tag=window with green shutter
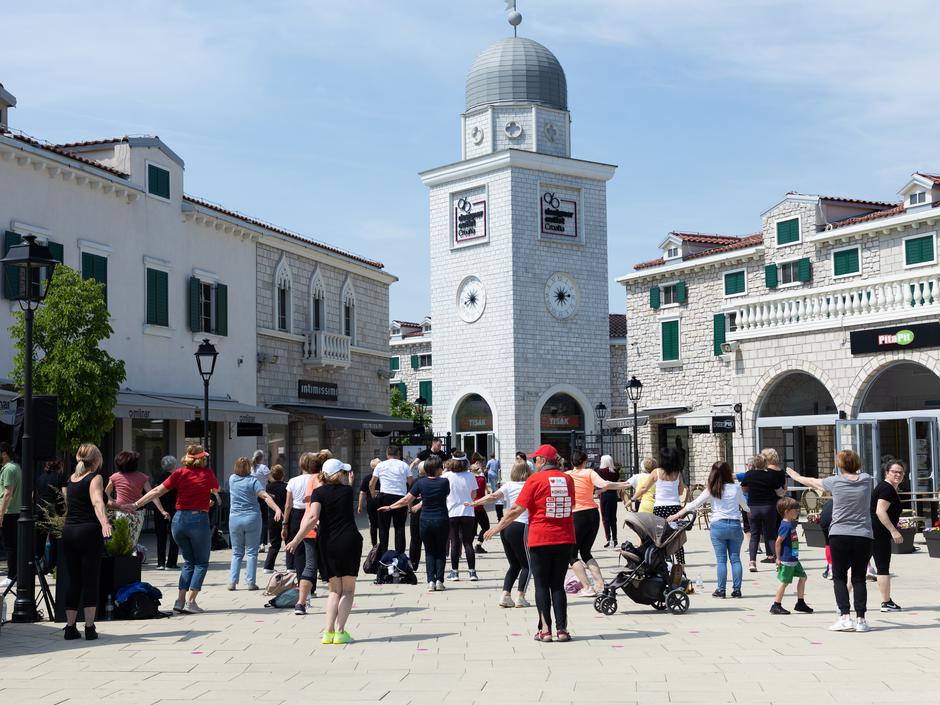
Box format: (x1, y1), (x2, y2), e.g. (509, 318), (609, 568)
(147, 163), (170, 199)
(389, 356), (400, 372)
(661, 320), (679, 362)
(419, 381), (433, 406)
(833, 247), (860, 277)
(675, 280), (687, 304)
(764, 264), (778, 289)
(390, 382), (407, 399)
(146, 268), (169, 326)
(215, 283), (228, 336)
(776, 218), (800, 245)
(411, 355), (420, 370)
(649, 285), (660, 310)
(81, 252), (108, 304)
(797, 257), (813, 282)
(905, 234), (935, 266)
(723, 270), (746, 296)
(188, 276), (202, 332)
(713, 313), (727, 356)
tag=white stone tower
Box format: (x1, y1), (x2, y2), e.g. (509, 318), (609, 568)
(419, 17), (616, 466)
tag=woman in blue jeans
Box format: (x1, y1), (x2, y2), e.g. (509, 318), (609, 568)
(669, 461), (749, 598)
(227, 457), (282, 590)
(132, 445), (221, 613)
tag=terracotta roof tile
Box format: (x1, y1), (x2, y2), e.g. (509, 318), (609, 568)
(633, 233), (763, 270)
(2, 130), (129, 178)
(53, 137), (129, 149)
(914, 172), (940, 185)
(815, 195), (898, 208)
(609, 314), (626, 339)
(828, 203), (906, 230)
(683, 234), (763, 261)
(183, 195), (385, 270)
(634, 257), (665, 270)
(670, 232), (741, 245)
(393, 320), (424, 328)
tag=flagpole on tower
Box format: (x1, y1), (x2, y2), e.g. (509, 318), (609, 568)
(505, 0), (522, 36)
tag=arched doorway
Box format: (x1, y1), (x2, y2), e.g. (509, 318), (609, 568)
(454, 394), (495, 458)
(540, 393), (584, 462)
(757, 372), (837, 478)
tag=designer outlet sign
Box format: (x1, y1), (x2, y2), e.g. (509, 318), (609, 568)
(453, 195), (487, 245)
(539, 188), (578, 239)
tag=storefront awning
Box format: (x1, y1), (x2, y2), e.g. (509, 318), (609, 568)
(675, 406), (735, 428)
(274, 404), (415, 432)
(606, 416), (649, 429)
(638, 406), (688, 418)
(114, 391), (287, 424)
(204, 399), (288, 425)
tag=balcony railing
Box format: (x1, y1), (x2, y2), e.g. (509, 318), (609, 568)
(726, 270), (940, 339)
(303, 330), (351, 368)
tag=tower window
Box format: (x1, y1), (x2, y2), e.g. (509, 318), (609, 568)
(147, 163), (171, 199)
(910, 191), (927, 205)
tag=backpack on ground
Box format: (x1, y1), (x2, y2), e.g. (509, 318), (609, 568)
(211, 528), (229, 551)
(362, 544), (381, 575)
(264, 571), (298, 597)
(114, 581), (166, 619)
(265, 587), (300, 609)
(375, 551), (418, 585)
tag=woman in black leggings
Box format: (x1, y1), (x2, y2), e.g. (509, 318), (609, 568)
(741, 453), (785, 570)
(62, 443), (112, 641)
(152, 455), (179, 570)
(596, 455), (620, 547)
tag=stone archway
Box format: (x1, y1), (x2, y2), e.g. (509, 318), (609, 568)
(848, 351), (940, 416)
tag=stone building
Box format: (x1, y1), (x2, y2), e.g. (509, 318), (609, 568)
(618, 179), (940, 498)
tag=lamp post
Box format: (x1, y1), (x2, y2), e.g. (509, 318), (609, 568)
(594, 402), (608, 458)
(626, 376), (644, 474)
(1, 234), (58, 622)
(414, 395), (428, 443)
(194, 339), (218, 459)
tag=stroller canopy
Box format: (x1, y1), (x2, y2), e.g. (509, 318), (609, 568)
(623, 511), (688, 553)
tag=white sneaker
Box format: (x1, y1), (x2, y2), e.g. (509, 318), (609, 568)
(263, 568), (274, 575)
(468, 570), (479, 582)
(446, 570), (459, 581)
(829, 615), (855, 632)
(854, 618), (870, 633)
(428, 582), (436, 593)
(185, 601), (205, 614)
(515, 595), (531, 608)
(499, 594), (514, 608)
(435, 580), (445, 591)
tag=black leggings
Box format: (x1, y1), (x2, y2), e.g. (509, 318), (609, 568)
(600, 491), (618, 542)
(378, 494), (408, 555)
(367, 502), (379, 546)
(263, 519), (283, 571)
(495, 505), (504, 521)
(409, 509), (422, 570)
(830, 534), (873, 618)
(420, 517), (449, 583)
(475, 510), (490, 543)
(653, 505), (686, 564)
(570, 509), (600, 564)
(500, 521), (530, 592)
(529, 544), (570, 632)
(449, 516), (476, 570)
(295, 537), (318, 591)
(871, 534), (892, 576)
(285, 510), (304, 571)
(153, 510), (179, 568)
(62, 523), (103, 611)
(748, 503), (777, 561)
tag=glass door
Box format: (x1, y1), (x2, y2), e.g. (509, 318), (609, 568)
(907, 417), (938, 517)
(835, 419), (880, 482)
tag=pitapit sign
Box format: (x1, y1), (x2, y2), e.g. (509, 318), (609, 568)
(850, 322), (940, 355)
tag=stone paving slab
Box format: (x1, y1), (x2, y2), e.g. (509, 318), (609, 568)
(2, 519), (939, 705)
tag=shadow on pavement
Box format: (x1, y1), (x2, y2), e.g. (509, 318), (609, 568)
(351, 632), (457, 643)
(587, 630), (668, 640)
(0, 628), (218, 656)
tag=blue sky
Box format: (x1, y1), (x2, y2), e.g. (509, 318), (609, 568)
(6, 1), (940, 322)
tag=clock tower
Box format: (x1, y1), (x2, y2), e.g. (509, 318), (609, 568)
(419, 17), (616, 466)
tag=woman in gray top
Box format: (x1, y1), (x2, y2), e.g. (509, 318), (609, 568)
(787, 449), (873, 633)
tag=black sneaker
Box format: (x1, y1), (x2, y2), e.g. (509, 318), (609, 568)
(880, 600), (902, 612)
(63, 624), (81, 640)
(794, 599), (814, 614)
(84, 625), (98, 641)
(474, 544), (487, 554)
(760, 556), (776, 564)
(730, 589), (742, 598)
(769, 603), (791, 615)
(712, 589), (726, 599)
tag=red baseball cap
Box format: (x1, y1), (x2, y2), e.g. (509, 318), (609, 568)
(530, 444), (559, 461)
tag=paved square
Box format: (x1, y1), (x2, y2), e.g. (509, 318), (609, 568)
(2, 516), (939, 705)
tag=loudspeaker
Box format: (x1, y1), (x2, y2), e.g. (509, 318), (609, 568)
(11, 395), (59, 461)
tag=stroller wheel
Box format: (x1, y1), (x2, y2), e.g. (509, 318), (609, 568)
(593, 595), (606, 613)
(651, 600), (667, 611)
(666, 589), (690, 615)
(601, 597), (618, 616)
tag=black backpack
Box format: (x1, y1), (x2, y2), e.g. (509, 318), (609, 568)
(362, 545), (381, 575)
(115, 592), (161, 620)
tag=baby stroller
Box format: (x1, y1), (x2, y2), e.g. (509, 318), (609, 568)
(593, 511), (695, 616)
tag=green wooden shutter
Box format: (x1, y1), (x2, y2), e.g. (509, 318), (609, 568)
(3, 231), (22, 300)
(390, 382), (407, 398)
(82, 253), (108, 303)
(776, 218), (800, 245)
(649, 286), (661, 309)
(188, 277), (202, 332)
(389, 356), (400, 372)
(833, 249), (859, 276)
(146, 269), (169, 327)
(905, 235), (935, 266)
(661, 320), (679, 361)
(146, 269), (157, 324)
(411, 354), (420, 370)
(45, 240), (63, 288)
(419, 380), (432, 406)
(148, 164), (170, 199)
(215, 283), (228, 336)
(675, 281), (687, 304)
(764, 264), (778, 289)
(713, 314), (727, 356)
(724, 270), (745, 296)
(798, 257), (813, 282)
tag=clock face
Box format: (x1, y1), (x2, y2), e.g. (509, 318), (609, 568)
(545, 273), (578, 320)
(457, 276), (486, 323)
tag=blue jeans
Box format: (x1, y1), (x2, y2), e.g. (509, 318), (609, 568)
(172, 511), (211, 592)
(229, 511), (262, 587)
(709, 519), (744, 592)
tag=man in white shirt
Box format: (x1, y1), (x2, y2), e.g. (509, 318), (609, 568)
(369, 446), (412, 556)
(251, 450), (272, 551)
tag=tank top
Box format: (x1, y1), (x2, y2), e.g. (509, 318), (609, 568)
(569, 469), (599, 512)
(65, 472), (98, 525)
(654, 473), (681, 507)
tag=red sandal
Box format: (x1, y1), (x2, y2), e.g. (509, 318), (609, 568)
(533, 630), (553, 642)
(556, 630), (571, 642)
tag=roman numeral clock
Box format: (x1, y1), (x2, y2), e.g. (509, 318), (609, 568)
(545, 272), (578, 320)
(457, 275), (486, 323)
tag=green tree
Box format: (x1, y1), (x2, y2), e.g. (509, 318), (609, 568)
(390, 387), (431, 442)
(10, 265), (126, 453)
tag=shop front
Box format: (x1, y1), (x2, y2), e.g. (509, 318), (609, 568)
(539, 393), (584, 462)
(454, 393), (495, 458)
(674, 405), (738, 483)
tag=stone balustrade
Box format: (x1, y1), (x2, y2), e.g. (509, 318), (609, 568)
(303, 330), (351, 368)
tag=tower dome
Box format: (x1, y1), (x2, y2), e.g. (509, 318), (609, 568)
(465, 37), (567, 113)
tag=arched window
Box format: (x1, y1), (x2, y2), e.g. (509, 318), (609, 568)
(309, 268), (324, 332)
(274, 256), (292, 332)
(341, 277), (356, 343)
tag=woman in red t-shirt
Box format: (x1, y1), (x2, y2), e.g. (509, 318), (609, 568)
(484, 444), (575, 643)
(132, 445), (220, 614)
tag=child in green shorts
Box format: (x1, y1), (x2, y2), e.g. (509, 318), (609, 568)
(770, 496), (814, 615)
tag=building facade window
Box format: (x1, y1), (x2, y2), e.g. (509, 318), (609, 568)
(904, 233), (936, 267)
(649, 280), (686, 309)
(910, 191), (927, 205)
(776, 217), (800, 246)
(147, 163), (171, 199)
(309, 268), (324, 332)
(341, 278), (356, 343)
(418, 353), (432, 368)
(832, 246), (861, 278)
(389, 356), (400, 372)
(188, 276), (228, 335)
(391, 382), (407, 398)
(274, 257), (292, 332)
(146, 267), (169, 326)
(661, 319), (680, 362)
(81, 252), (108, 304)
(419, 380), (433, 406)
(723, 269), (746, 297)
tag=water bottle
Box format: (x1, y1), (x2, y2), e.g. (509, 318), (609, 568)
(694, 575), (704, 593)
(105, 595), (114, 621)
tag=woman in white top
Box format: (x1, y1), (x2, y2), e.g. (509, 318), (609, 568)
(668, 461), (749, 598)
(468, 459), (532, 608)
(635, 447), (687, 565)
(442, 457), (480, 581)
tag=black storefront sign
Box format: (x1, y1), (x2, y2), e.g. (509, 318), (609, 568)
(711, 416), (736, 433)
(298, 380), (338, 402)
(850, 322), (940, 355)
(454, 197), (487, 244)
(539, 191), (578, 238)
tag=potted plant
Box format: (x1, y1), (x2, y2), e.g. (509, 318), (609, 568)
(892, 517), (921, 555)
(801, 513), (826, 548)
(924, 523), (940, 559)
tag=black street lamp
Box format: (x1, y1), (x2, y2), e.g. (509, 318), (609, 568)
(1, 234), (58, 622)
(194, 339), (218, 459)
(414, 396), (428, 439)
(593, 402), (608, 457)
(626, 376), (644, 474)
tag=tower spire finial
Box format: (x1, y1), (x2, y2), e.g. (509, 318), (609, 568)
(505, 0), (522, 37)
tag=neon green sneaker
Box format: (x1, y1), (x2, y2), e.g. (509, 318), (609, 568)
(321, 631), (335, 645)
(332, 630), (353, 644)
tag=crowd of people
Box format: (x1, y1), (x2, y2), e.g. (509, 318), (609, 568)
(0, 436), (920, 643)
